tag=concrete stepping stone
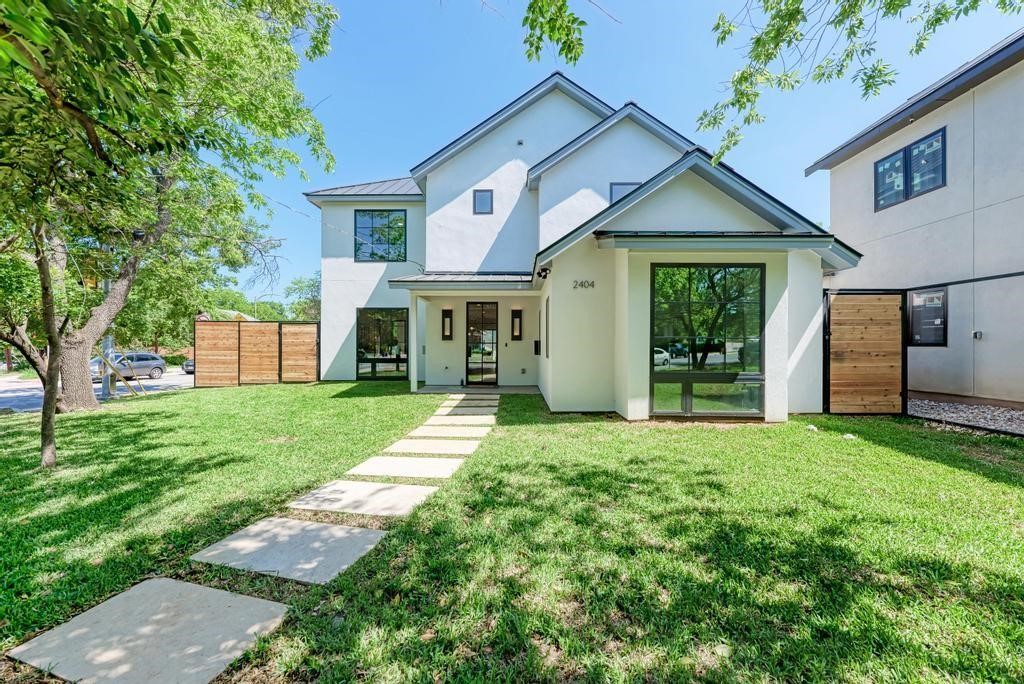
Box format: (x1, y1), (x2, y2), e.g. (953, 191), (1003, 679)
(347, 456), (464, 479)
(385, 438), (479, 455)
(289, 480), (437, 517)
(424, 414), (496, 426)
(7, 578), (285, 684)
(440, 399), (498, 408)
(191, 517), (385, 585)
(409, 425), (492, 438)
(435, 406), (497, 416)
(447, 393), (500, 400)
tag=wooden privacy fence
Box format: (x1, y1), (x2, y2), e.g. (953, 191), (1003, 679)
(194, 321), (319, 388)
(824, 291), (905, 414)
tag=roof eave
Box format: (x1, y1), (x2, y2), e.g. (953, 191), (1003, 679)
(806, 28), (1024, 175)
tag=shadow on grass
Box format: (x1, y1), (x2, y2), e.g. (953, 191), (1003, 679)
(328, 380), (415, 399)
(250, 401), (1024, 680)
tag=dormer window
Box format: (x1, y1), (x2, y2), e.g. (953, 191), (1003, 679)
(473, 189), (493, 215)
(610, 182), (641, 203)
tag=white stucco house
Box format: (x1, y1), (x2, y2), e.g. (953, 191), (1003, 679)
(308, 73), (860, 421)
(808, 28), (1024, 403)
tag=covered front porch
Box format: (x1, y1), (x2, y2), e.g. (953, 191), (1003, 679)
(389, 273), (542, 394)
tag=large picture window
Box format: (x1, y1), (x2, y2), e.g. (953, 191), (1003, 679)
(874, 128), (945, 211)
(357, 308), (407, 379)
(355, 210), (406, 262)
(909, 288), (947, 346)
(651, 264), (764, 416)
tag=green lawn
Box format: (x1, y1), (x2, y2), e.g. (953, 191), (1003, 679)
(3, 384), (1024, 681)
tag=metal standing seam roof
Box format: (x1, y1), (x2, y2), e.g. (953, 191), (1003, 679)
(806, 26), (1024, 175)
(304, 177), (422, 197)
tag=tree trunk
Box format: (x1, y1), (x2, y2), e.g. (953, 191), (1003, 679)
(32, 223), (61, 468)
(59, 334), (100, 411)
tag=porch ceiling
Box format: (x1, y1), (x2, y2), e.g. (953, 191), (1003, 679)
(389, 272), (538, 292)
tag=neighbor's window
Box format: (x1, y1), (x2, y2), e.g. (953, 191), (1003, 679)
(610, 182), (641, 203)
(473, 189), (493, 215)
(651, 264), (765, 416)
(355, 210), (406, 262)
(909, 288), (947, 346)
(356, 308), (408, 378)
(874, 128), (945, 210)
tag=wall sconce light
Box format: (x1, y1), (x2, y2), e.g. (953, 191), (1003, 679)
(537, 267), (551, 279)
(441, 309), (453, 340)
(511, 309), (523, 340)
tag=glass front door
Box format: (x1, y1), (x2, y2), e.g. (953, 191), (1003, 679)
(466, 302), (498, 385)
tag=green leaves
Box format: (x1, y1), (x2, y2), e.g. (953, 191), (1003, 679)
(523, 0), (586, 64)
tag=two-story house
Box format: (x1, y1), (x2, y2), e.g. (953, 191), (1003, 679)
(308, 73), (860, 421)
(807, 28), (1024, 404)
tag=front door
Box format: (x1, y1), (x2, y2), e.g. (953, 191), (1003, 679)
(466, 302), (498, 385)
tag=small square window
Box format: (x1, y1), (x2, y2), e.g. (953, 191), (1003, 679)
(909, 288), (947, 346)
(473, 189), (493, 215)
(610, 182), (641, 203)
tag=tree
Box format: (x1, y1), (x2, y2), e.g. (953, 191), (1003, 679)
(285, 272), (321, 321)
(0, 0), (336, 466)
(521, 0), (1024, 159)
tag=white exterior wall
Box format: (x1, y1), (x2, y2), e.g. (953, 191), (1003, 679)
(787, 251), (825, 413)
(826, 60), (1024, 401)
(420, 296), (540, 386)
(608, 174), (778, 232)
(537, 118), (680, 249)
(423, 90), (601, 273)
(543, 240), (799, 421)
(320, 201), (426, 380)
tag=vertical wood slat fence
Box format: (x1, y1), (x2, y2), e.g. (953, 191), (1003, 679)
(824, 292), (906, 414)
(194, 321), (319, 388)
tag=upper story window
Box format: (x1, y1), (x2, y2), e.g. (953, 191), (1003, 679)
(874, 128), (945, 211)
(355, 209), (406, 262)
(473, 189), (493, 215)
(610, 182), (641, 203)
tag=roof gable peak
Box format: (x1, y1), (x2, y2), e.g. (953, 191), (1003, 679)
(408, 72), (613, 187)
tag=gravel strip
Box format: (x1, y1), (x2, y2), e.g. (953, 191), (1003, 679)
(908, 398), (1024, 436)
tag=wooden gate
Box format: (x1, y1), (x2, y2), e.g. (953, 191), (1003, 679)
(195, 321), (319, 387)
(824, 291), (906, 414)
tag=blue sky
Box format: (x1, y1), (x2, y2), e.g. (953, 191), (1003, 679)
(245, 1), (1023, 300)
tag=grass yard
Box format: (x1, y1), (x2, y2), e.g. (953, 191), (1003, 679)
(3, 383), (1024, 681)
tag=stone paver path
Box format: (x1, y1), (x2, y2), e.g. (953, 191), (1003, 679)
(191, 517), (386, 585)
(289, 480), (438, 516)
(408, 425), (492, 438)
(347, 455), (466, 479)
(385, 438), (480, 455)
(8, 578), (286, 684)
(9, 393), (499, 683)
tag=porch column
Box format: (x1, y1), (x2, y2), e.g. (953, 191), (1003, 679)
(408, 293), (418, 393)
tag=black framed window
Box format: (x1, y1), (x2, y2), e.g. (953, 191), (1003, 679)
(473, 189), (493, 215)
(511, 309), (523, 340)
(441, 308), (453, 341)
(610, 182), (641, 203)
(356, 308), (407, 379)
(874, 128), (945, 211)
(355, 210), (406, 262)
(651, 264), (765, 416)
(909, 288), (947, 346)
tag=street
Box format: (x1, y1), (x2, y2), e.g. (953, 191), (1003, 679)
(0, 367), (194, 413)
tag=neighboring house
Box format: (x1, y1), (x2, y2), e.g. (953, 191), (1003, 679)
(308, 73), (859, 421)
(808, 28), (1024, 403)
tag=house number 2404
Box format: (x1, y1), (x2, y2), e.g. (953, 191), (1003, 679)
(572, 279), (596, 289)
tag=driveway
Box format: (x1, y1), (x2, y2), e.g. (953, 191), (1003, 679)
(0, 368), (193, 413)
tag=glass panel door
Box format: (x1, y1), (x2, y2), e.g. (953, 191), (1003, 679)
(356, 308), (408, 379)
(466, 302), (498, 385)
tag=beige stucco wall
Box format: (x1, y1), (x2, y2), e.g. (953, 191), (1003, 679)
(825, 59), (1024, 401)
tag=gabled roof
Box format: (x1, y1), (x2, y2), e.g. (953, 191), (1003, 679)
(304, 177), (423, 206)
(536, 148), (829, 266)
(525, 103), (695, 189)
(408, 72), (614, 188)
(806, 27), (1024, 175)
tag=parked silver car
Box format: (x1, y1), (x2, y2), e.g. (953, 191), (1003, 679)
(90, 352), (167, 381)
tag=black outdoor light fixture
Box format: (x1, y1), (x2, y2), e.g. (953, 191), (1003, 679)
(536, 267), (550, 279)
(441, 308), (453, 341)
(511, 309), (523, 340)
